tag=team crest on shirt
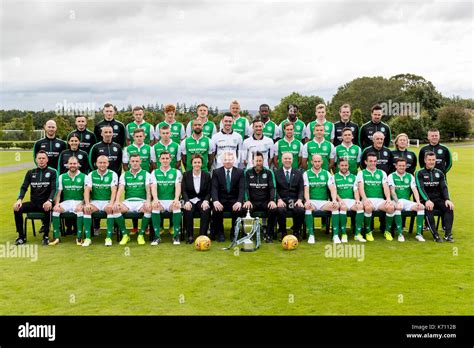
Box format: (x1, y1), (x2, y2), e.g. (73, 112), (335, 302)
(404, 178), (410, 184)
(325, 126), (329, 130)
(55, 143), (60, 148)
(435, 173), (440, 178)
(77, 178), (82, 183)
(381, 127), (385, 132)
(142, 149), (147, 154)
(201, 141), (206, 146)
(104, 177), (109, 183)
(350, 149), (356, 154)
(113, 125), (118, 130)
(85, 134), (90, 140)
(173, 125), (178, 131)
(322, 146), (328, 151)
(320, 175), (325, 180)
(138, 175), (143, 180)
(375, 174), (380, 179)
(78, 154), (83, 160)
(262, 173), (267, 179)
(45, 173), (51, 178)
(351, 127), (355, 132)
(296, 125), (301, 130)
(168, 174), (174, 179)
(383, 151), (388, 156)
(113, 147), (118, 152)
(348, 177), (353, 183)
(204, 126), (209, 131)
(437, 149), (443, 154)
(233, 139), (237, 144)
(407, 154), (412, 159)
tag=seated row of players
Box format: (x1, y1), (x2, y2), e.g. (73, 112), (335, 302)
(13, 145), (454, 247)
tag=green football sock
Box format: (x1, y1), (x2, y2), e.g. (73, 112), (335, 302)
(172, 212), (182, 238)
(139, 214), (151, 236)
(76, 213), (84, 239)
(84, 215), (92, 239)
(332, 212), (340, 237)
(339, 212), (347, 235)
(152, 211), (161, 236)
(106, 215), (115, 239)
(305, 214), (314, 236)
(385, 213), (394, 233)
(52, 212), (61, 239)
(115, 214), (128, 235)
(394, 211), (403, 235)
(355, 211), (364, 235)
(364, 213), (372, 233)
(416, 213), (424, 235)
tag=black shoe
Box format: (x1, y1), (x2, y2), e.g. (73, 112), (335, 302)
(39, 225), (48, 234)
(186, 237), (194, 244)
(433, 234), (443, 243)
(444, 235), (454, 243)
(15, 237), (25, 245)
(265, 237), (273, 243)
(42, 237), (49, 246)
(217, 234), (225, 242)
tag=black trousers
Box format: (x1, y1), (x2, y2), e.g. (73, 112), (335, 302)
(425, 198), (454, 236)
(212, 201), (245, 238)
(14, 201), (51, 239)
(276, 200), (304, 238)
(183, 201), (211, 239)
(249, 201), (277, 238)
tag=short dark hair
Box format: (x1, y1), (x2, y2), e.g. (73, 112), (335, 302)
(36, 150), (48, 157)
(395, 157), (407, 164)
(191, 154), (203, 162)
(428, 128), (440, 133)
(129, 153), (141, 159)
(287, 104), (298, 111)
(424, 151), (436, 159)
(75, 114), (87, 119)
(103, 103), (114, 109)
(160, 151), (171, 158)
(133, 106), (144, 113)
(338, 157), (348, 164)
(371, 104), (382, 113)
(259, 104), (270, 110)
(366, 152), (377, 160)
(160, 124), (170, 131)
(253, 151), (264, 159)
(342, 127), (353, 134)
(223, 112), (233, 118)
(252, 118), (263, 125)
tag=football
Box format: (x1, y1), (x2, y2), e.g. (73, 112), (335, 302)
(282, 234), (298, 250)
(195, 235), (211, 251)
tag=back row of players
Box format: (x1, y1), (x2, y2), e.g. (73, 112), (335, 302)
(18, 100), (454, 247)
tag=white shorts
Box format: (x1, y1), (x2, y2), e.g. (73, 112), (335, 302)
(342, 199), (357, 210)
(308, 200), (330, 211)
(123, 199), (145, 212)
(398, 199), (419, 211)
(90, 200), (111, 211)
(158, 200), (181, 213)
(60, 200), (82, 213)
(367, 198), (386, 210)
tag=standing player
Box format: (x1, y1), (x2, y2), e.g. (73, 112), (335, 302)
(301, 124), (335, 171)
(67, 115), (97, 154)
(33, 120), (67, 170)
(334, 128), (361, 175)
(419, 128), (453, 176)
(303, 154), (339, 244)
(125, 106), (155, 146)
(151, 125), (181, 170)
(50, 156), (86, 246)
(89, 126), (123, 176)
(155, 104), (186, 145)
(114, 154), (153, 245)
(278, 104), (306, 142)
(304, 104), (334, 143)
(185, 103), (217, 138)
(359, 104), (391, 149)
(332, 158), (365, 243)
(273, 122), (303, 169)
(211, 112), (243, 169)
(333, 104), (359, 147)
(257, 104), (281, 141)
(57, 134), (90, 174)
(123, 128), (152, 173)
(94, 103), (126, 148)
(356, 153), (395, 241)
(219, 100), (252, 140)
(83, 155), (118, 246)
(150, 152), (183, 245)
(242, 119), (274, 169)
(360, 132), (393, 174)
(391, 133), (417, 175)
(388, 158), (425, 242)
(180, 118), (214, 172)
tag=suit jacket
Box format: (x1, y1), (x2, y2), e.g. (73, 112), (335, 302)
(181, 170), (211, 203)
(211, 167), (244, 204)
(274, 168), (304, 202)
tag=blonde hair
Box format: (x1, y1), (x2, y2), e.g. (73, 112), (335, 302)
(394, 133), (409, 148)
(229, 100), (240, 108)
(315, 103), (326, 111)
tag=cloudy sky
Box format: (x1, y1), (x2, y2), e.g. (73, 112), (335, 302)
(0, 0), (472, 111)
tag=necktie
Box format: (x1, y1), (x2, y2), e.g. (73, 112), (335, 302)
(226, 169), (231, 193)
(285, 170), (290, 184)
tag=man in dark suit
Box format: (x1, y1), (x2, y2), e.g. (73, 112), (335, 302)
(274, 152), (305, 240)
(211, 151), (245, 242)
(181, 154), (212, 244)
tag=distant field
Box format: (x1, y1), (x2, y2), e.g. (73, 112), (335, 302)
(0, 151), (34, 167)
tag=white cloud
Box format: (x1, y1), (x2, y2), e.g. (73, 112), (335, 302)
(0, 0), (472, 111)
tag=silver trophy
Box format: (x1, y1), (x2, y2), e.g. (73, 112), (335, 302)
(223, 209), (261, 252)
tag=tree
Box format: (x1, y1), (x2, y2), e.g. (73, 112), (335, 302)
(390, 73), (443, 119)
(330, 76), (403, 122)
(436, 106), (472, 140)
(351, 108), (364, 126)
(388, 114), (429, 142)
(24, 113), (34, 141)
(273, 92), (325, 124)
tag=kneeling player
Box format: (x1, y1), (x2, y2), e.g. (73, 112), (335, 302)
(83, 155), (118, 246)
(388, 158), (425, 242)
(50, 156), (86, 246)
(356, 153), (395, 241)
(150, 151), (183, 245)
(333, 158), (365, 243)
(115, 154), (153, 245)
(303, 154), (339, 244)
